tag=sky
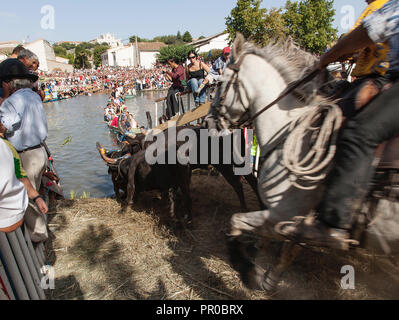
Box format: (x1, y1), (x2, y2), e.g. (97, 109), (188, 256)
(0, 0), (368, 44)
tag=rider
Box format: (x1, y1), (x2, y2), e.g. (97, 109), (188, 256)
(331, 0), (390, 118)
(276, 0), (399, 250)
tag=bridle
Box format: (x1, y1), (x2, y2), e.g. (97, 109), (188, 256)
(215, 52), (321, 129)
(216, 53), (251, 128)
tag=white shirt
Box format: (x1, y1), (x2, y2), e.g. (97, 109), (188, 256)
(0, 88), (48, 151)
(0, 139), (27, 228)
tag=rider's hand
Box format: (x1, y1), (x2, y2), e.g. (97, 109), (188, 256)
(317, 53), (331, 70)
(35, 197), (48, 214)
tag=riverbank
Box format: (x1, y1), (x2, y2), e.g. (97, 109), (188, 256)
(44, 174), (399, 300)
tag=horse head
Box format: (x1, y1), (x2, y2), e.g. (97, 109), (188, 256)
(206, 33), (331, 133)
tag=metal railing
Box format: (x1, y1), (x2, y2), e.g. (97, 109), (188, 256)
(153, 85), (216, 127)
(0, 224), (47, 300)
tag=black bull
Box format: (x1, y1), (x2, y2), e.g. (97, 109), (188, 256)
(99, 126), (264, 222)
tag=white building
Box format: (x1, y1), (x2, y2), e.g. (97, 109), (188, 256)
(137, 42), (166, 69)
(189, 32), (229, 53)
(101, 42), (166, 69)
(101, 44), (138, 67)
(25, 39), (73, 73)
(92, 33), (122, 48)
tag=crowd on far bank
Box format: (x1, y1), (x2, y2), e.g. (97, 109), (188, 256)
(42, 65), (173, 102)
(103, 86), (146, 137)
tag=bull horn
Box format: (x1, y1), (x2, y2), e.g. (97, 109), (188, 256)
(96, 142), (117, 164)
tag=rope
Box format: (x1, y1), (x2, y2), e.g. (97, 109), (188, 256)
(283, 103), (343, 190)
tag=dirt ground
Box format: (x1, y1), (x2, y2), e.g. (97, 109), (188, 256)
(44, 174), (399, 300)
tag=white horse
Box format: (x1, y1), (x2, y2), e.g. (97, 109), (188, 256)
(207, 34), (399, 291)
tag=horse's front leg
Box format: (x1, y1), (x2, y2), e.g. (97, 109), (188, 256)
(227, 210), (274, 289)
(262, 241), (302, 292)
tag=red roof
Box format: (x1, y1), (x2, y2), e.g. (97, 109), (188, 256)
(137, 42), (166, 51)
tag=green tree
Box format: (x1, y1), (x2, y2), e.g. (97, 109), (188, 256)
(157, 44), (195, 64)
(199, 49), (223, 62)
(225, 0), (267, 45)
(74, 46), (92, 69)
(129, 35), (152, 43)
(57, 42), (76, 50)
(263, 8), (288, 44)
(283, 0), (337, 54)
(93, 44), (110, 67)
(53, 45), (67, 57)
(182, 31), (193, 43)
(177, 31), (182, 41)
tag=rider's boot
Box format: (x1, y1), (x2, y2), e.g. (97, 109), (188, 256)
(275, 215), (359, 250)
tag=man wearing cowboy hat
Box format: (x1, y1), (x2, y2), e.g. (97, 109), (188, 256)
(0, 58), (49, 243)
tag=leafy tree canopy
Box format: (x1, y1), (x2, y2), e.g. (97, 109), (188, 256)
(226, 0), (267, 45)
(157, 44), (195, 64)
(284, 0), (337, 54)
(182, 31), (193, 43)
(93, 44), (110, 68)
(225, 0), (337, 53)
(199, 49), (223, 62)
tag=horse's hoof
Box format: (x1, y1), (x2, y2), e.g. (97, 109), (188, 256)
(182, 214), (193, 228)
(242, 265), (265, 290)
(227, 235), (265, 290)
(261, 267), (280, 293)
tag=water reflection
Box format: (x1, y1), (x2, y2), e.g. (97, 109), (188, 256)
(44, 91), (166, 198)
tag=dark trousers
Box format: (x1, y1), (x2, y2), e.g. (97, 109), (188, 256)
(318, 80), (399, 229)
(336, 75), (390, 118)
(166, 87), (183, 118)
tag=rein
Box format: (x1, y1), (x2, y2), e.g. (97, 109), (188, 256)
(220, 54), (321, 128)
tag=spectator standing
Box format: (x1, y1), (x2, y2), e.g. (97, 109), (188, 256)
(0, 59), (49, 242)
(164, 58), (186, 117)
(0, 123), (48, 233)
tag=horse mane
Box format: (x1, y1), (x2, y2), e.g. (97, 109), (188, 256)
(237, 37), (318, 85)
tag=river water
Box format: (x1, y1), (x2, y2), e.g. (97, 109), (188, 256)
(43, 91), (166, 198)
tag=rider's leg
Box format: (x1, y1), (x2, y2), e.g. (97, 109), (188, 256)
(319, 79), (399, 230)
(337, 75), (389, 118)
(276, 80), (399, 248)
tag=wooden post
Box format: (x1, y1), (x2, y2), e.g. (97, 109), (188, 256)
(146, 111), (153, 129)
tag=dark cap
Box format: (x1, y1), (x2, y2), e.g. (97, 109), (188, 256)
(0, 58), (39, 84)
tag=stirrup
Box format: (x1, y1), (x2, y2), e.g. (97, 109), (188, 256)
(275, 219), (359, 251)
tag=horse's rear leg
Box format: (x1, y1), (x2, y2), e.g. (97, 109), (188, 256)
(215, 165), (248, 211)
(243, 174), (266, 210)
(168, 187), (177, 220)
(178, 169), (192, 224)
(262, 241), (302, 292)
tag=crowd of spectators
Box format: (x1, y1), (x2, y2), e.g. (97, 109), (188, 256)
(40, 65), (172, 101)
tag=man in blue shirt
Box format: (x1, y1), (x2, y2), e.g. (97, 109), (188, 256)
(0, 59), (49, 242)
(277, 0), (399, 250)
(196, 47), (231, 94)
